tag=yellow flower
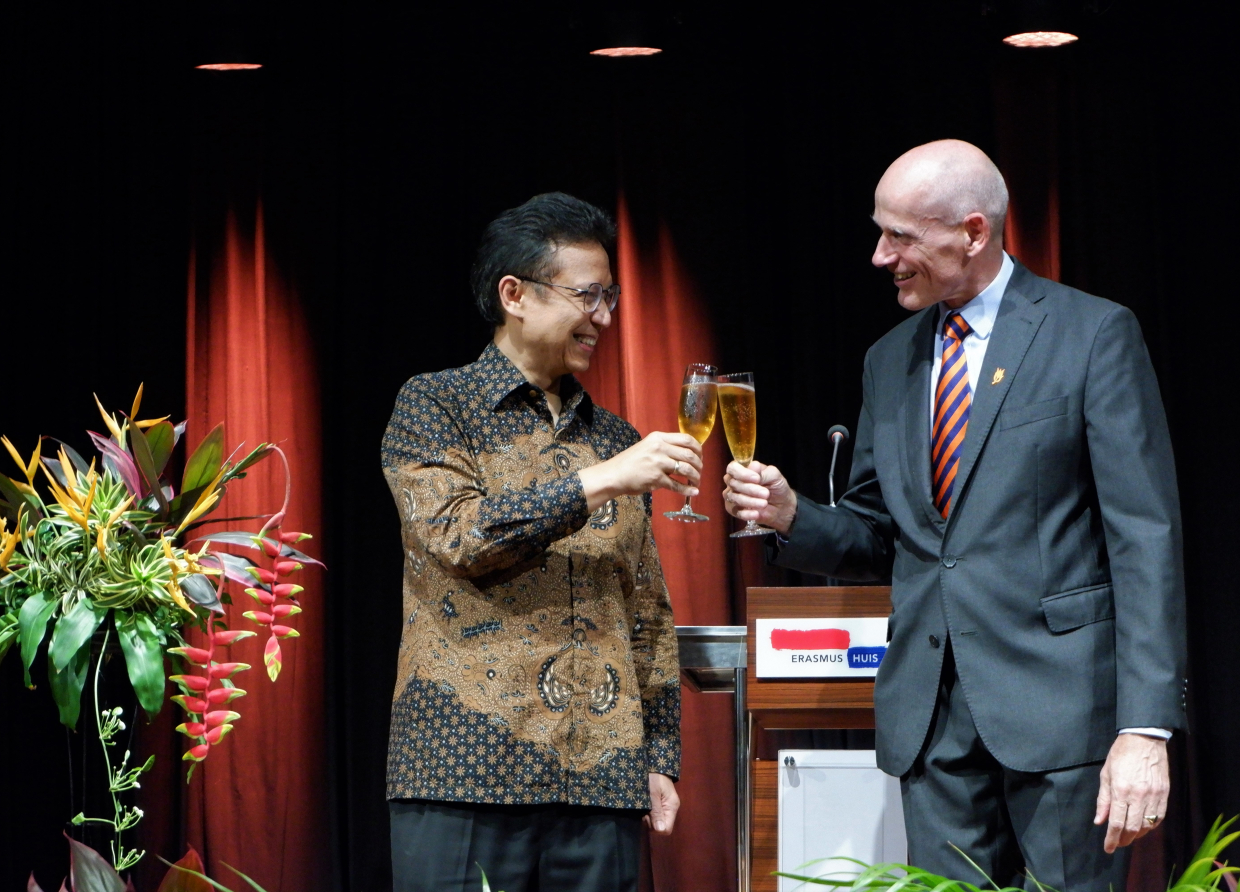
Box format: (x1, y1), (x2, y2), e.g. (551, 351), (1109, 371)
(95, 495), (134, 558)
(93, 393), (126, 443)
(1, 435), (40, 486)
(0, 518), (17, 571)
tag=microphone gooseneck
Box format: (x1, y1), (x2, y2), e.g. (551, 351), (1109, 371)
(827, 425), (850, 507)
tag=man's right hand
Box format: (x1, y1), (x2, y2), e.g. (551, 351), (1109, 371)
(723, 460), (798, 533)
(579, 432), (703, 510)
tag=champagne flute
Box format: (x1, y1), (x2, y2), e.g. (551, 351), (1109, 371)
(664, 363), (718, 523)
(717, 371), (773, 537)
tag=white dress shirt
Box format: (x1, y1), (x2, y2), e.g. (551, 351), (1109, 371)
(927, 253), (1169, 742)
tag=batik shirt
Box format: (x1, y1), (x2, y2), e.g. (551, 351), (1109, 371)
(380, 343), (681, 809)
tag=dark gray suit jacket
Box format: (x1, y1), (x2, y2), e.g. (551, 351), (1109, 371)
(775, 261), (1188, 777)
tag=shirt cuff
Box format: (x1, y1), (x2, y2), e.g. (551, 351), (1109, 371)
(1118, 727), (1172, 740)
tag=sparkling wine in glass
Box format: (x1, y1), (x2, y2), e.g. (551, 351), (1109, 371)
(718, 371), (773, 537)
(664, 363), (718, 523)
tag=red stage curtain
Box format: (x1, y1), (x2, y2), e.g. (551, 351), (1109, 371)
(994, 59), (1062, 282)
(578, 194), (736, 892)
(184, 203), (329, 889)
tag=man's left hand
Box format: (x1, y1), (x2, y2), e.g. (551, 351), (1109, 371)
(1094, 734), (1170, 853)
(645, 773), (680, 836)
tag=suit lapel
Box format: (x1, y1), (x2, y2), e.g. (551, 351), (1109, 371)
(899, 309), (946, 532)
(948, 269), (1047, 525)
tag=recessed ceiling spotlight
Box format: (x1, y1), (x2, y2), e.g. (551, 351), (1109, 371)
(590, 47), (662, 57)
(1002, 30), (1079, 47)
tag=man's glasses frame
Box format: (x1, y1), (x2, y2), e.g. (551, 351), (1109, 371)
(518, 277), (620, 314)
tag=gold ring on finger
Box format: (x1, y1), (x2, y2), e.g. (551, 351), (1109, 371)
(1145, 815), (1159, 825)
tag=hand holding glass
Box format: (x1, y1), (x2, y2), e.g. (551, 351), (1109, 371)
(718, 371), (773, 537)
(664, 364), (718, 523)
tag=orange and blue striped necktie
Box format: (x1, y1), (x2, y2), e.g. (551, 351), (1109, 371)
(932, 312), (972, 518)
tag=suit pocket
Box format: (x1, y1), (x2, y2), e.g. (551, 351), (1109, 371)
(1000, 395), (1069, 430)
(1041, 582), (1115, 633)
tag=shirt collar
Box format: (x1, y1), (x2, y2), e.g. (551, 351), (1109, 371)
(474, 342), (594, 424)
(938, 252), (1014, 340)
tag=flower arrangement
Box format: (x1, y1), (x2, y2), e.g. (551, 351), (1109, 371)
(0, 387), (322, 877)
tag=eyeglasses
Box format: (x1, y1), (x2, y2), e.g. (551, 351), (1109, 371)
(518, 277), (621, 314)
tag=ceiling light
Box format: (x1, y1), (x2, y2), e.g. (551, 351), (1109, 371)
(195, 62), (263, 71)
(590, 47), (662, 57)
(1002, 30), (1079, 47)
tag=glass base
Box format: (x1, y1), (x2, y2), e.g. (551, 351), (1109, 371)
(730, 522), (774, 538)
(664, 507), (710, 522)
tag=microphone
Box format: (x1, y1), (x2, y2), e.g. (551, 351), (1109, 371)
(827, 425), (850, 507)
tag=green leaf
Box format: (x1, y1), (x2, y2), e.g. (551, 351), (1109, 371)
(179, 424), (225, 508)
(18, 592), (57, 688)
(50, 598), (108, 671)
(220, 863), (270, 892)
(224, 444), (273, 479)
(48, 643), (91, 729)
(0, 473), (38, 523)
(145, 421), (177, 477)
(0, 612), (18, 665)
(117, 612), (166, 717)
(129, 425), (170, 514)
(66, 833), (126, 892)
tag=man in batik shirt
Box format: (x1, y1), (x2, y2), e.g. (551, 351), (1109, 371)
(382, 192), (703, 892)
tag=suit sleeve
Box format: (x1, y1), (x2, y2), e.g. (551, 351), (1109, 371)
(380, 380), (592, 580)
(1084, 306), (1187, 731)
(773, 349), (896, 581)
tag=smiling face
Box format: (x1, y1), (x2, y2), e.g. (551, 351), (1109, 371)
(870, 141), (1005, 312)
(871, 184), (977, 312)
(497, 240), (614, 390)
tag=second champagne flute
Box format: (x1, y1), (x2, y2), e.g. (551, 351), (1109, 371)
(718, 371), (774, 537)
(663, 363), (718, 523)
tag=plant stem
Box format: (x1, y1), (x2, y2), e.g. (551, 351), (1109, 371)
(92, 624), (122, 866)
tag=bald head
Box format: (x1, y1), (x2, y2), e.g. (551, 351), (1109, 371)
(878, 140), (1009, 239)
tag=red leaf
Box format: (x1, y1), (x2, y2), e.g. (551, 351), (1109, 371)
(170, 674), (210, 692)
(272, 625), (299, 639)
(27, 873), (45, 892)
(204, 724), (234, 744)
(260, 538), (281, 557)
(206, 687), (246, 704)
(172, 694), (209, 714)
(244, 611), (274, 625)
(278, 531), (310, 543)
(272, 583), (303, 598)
(184, 744), (211, 761)
(263, 636), (283, 681)
(170, 646), (212, 665)
(66, 833), (125, 892)
(274, 559), (302, 577)
(208, 662), (249, 679)
(205, 709), (241, 727)
(272, 604), (300, 618)
(176, 721), (207, 737)
(247, 567), (277, 584)
(211, 629), (256, 647)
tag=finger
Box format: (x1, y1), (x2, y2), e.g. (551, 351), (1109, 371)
(660, 432), (703, 452)
(727, 460), (762, 482)
(1104, 802), (1128, 854)
(1094, 770), (1112, 826)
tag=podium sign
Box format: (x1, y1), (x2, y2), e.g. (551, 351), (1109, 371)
(755, 617), (888, 678)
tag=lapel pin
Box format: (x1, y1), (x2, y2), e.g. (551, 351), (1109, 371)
(992, 368), (1005, 386)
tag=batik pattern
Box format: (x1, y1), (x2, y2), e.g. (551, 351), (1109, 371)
(381, 343), (681, 808)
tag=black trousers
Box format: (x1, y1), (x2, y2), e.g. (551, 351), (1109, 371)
(389, 799), (643, 892)
(900, 641), (1130, 892)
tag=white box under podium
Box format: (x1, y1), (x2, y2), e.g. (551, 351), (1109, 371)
(777, 750), (907, 892)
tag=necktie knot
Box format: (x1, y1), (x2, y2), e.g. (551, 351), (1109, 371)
(944, 312), (972, 344)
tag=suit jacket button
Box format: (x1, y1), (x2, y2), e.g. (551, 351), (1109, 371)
(929, 635), (940, 648)
(941, 555), (957, 568)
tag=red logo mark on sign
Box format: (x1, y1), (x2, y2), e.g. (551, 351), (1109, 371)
(770, 628), (851, 651)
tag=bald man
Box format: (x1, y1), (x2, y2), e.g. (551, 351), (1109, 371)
(725, 140), (1187, 891)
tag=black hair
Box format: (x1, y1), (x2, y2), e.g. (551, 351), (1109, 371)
(470, 192), (617, 326)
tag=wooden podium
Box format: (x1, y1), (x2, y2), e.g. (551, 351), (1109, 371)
(746, 586), (892, 892)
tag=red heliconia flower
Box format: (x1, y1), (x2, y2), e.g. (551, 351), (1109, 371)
(169, 621), (254, 766)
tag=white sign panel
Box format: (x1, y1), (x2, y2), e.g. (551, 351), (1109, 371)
(755, 617), (888, 678)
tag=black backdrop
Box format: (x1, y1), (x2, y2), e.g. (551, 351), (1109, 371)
(2, 3), (1236, 890)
